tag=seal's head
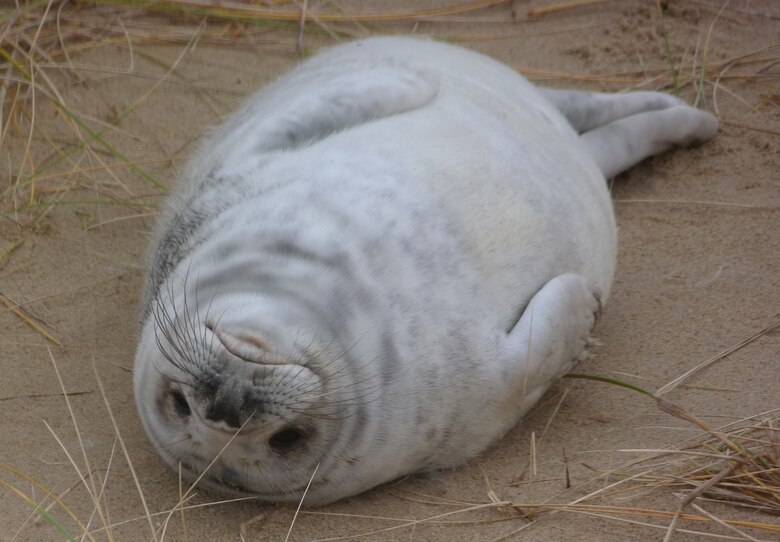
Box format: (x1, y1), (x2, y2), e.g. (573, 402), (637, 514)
(133, 287), (372, 505)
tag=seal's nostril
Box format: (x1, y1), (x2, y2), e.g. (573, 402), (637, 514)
(171, 390), (191, 417)
(269, 428), (305, 452)
(205, 392), (243, 428)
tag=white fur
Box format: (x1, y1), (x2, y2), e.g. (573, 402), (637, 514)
(134, 37), (717, 505)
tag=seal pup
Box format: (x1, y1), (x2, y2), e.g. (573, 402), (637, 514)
(134, 37), (718, 505)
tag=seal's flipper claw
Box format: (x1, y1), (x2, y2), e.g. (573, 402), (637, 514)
(501, 273), (600, 415)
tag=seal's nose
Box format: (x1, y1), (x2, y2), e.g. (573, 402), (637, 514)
(204, 382), (247, 429)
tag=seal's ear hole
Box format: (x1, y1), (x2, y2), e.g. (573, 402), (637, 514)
(171, 390), (191, 417)
(269, 427), (305, 452)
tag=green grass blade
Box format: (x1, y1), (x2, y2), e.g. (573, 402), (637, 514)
(0, 46), (167, 193)
(563, 373), (655, 397)
(0, 479), (77, 541)
(7, 198), (157, 212)
(55, 104), (168, 190)
(656, 2), (680, 97)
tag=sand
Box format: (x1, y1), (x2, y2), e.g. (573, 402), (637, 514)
(1, 1), (779, 540)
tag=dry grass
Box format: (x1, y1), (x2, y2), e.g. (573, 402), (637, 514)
(282, 394), (780, 541)
(2, 1), (779, 541)
(2, 0), (776, 225)
(1, 0), (172, 224)
(614, 412), (780, 517)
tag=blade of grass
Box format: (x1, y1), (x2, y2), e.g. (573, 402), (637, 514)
(528, 0), (609, 18)
(0, 479), (77, 542)
(563, 373), (655, 397)
(284, 462), (320, 542)
(95, 0), (512, 23)
(656, 320), (780, 396)
(656, 0), (681, 96)
(1, 463), (91, 540)
(6, 198), (157, 214)
(0, 240), (23, 263)
(0, 46), (167, 192)
(46, 349), (114, 540)
(91, 362), (159, 542)
(0, 293), (61, 345)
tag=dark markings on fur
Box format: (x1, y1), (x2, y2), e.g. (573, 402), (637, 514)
(263, 115), (343, 151)
(347, 407), (369, 447)
(142, 174), (240, 323)
(379, 332), (401, 386)
(264, 239), (354, 276)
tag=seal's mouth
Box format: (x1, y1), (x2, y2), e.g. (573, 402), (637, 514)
(171, 456), (254, 494)
(177, 459), (316, 501)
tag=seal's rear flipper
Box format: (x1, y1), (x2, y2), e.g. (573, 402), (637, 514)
(580, 105), (718, 179)
(540, 89), (685, 134)
(501, 274), (600, 416)
(221, 66), (439, 154)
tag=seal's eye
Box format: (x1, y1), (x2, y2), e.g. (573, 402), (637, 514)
(171, 390), (191, 417)
(269, 428), (305, 452)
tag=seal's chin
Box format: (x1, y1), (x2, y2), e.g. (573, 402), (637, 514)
(172, 458), (259, 497)
(146, 420), (326, 502)
(199, 467), (313, 501)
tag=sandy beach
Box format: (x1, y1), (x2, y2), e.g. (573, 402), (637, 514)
(1, 1), (779, 540)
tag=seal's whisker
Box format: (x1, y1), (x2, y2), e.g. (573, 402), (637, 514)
(182, 266), (210, 373)
(161, 434), (195, 449)
(178, 269), (205, 372)
(153, 303), (193, 378)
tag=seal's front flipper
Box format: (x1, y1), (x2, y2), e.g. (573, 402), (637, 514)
(226, 66), (439, 153)
(501, 274), (600, 416)
(581, 105), (718, 179)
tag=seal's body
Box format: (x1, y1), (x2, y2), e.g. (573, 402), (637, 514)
(134, 37), (717, 505)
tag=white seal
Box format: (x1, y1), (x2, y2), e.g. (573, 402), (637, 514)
(133, 37), (718, 505)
